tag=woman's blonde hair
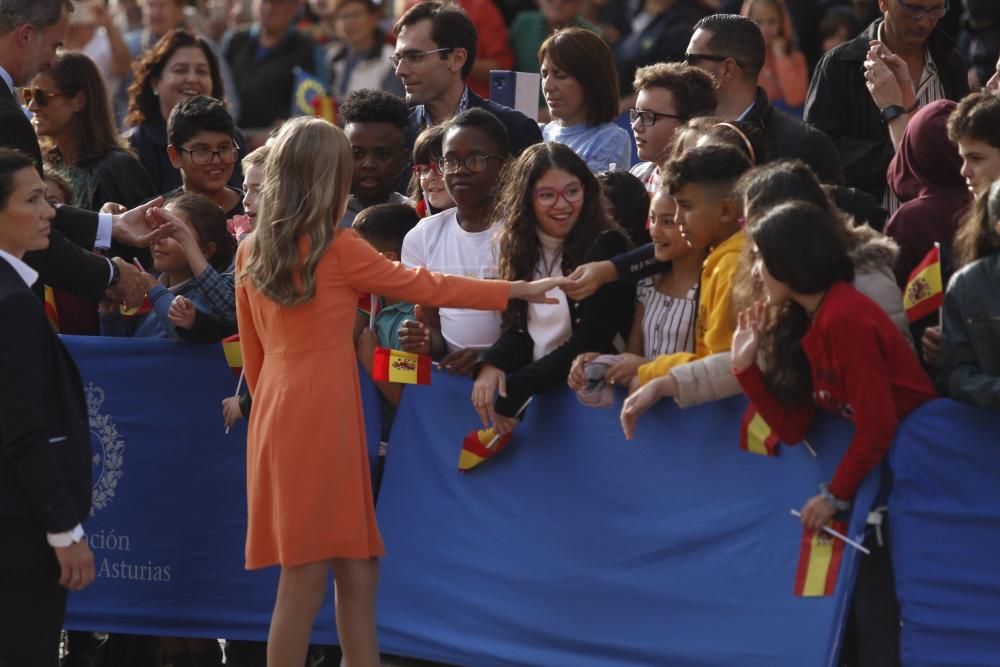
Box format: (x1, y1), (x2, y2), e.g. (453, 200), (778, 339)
(242, 117), (352, 305)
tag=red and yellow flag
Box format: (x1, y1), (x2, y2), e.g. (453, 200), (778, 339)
(793, 520), (848, 597)
(903, 245), (943, 322)
(459, 427), (513, 472)
(44, 286), (60, 332)
(311, 94), (338, 124)
(222, 333), (242, 377)
(372, 347), (431, 385)
(740, 404), (779, 456)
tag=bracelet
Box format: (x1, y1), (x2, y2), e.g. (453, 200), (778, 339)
(819, 483), (851, 512)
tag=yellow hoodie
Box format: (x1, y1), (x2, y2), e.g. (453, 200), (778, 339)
(637, 230), (746, 385)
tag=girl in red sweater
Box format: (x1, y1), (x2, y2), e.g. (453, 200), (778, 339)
(732, 201), (935, 526)
(731, 200), (935, 664)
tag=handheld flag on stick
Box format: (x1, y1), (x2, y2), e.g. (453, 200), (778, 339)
(291, 67), (337, 123)
(225, 370), (245, 436)
(458, 397), (533, 472)
(740, 404), (779, 456)
(44, 286), (59, 332)
(792, 516), (850, 597)
(372, 347), (432, 385)
(221, 333), (243, 378)
(369, 293), (378, 331)
(903, 244), (943, 322)
(790, 509), (869, 555)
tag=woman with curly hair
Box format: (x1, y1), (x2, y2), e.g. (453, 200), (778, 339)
(471, 142), (633, 434)
(125, 29), (246, 194)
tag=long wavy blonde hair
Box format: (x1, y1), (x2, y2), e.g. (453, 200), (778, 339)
(242, 117), (352, 305)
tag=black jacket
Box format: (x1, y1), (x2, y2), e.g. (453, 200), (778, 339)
(406, 89), (543, 158)
(746, 87), (844, 185)
(479, 230), (634, 417)
(223, 27), (318, 129)
(0, 81), (110, 302)
(804, 20), (968, 199)
(0, 259), (92, 536)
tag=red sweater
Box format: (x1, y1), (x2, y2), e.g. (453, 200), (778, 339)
(736, 282), (935, 500)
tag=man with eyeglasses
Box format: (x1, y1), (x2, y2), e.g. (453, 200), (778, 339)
(684, 14), (843, 185)
(0, 0), (163, 312)
(805, 0), (967, 205)
(392, 1), (541, 161)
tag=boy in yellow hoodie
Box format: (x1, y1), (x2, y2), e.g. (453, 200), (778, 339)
(619, 144), (750, 438)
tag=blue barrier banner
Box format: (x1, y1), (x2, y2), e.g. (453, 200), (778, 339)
(890, 399), (1000, 667)
(60, 336), (388, 643)
(375, 372), (879, 667)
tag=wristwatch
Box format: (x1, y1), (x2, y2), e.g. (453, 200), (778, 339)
(107, 257), (120, 287)
(880, 104), (907, 124)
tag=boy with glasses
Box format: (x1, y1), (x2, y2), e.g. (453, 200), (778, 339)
(806, 0), (967, 203)
(627, 62), (717, 195)
(165, 95), (244, 219)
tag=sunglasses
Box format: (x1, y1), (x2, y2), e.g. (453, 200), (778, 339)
(21, 87), (69, 108)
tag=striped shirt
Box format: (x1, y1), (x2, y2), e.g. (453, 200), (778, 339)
(636, 278), (698, 358)
(879, 23), (947, 216)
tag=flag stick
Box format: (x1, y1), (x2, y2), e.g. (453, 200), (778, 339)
(369, 293), (377, 331)
(225, 369), (245, 435)
(802, 439), (818, 457)
(934, 241), (943, 329)
(486, 396), (534, 450)
(790, 509), (870, 555)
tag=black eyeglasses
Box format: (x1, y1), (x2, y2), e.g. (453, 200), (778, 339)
(629, 108), (685, 127)
(22, 87), (70, 108)
(684, 52), (743, 68)
(436, 154), (503, 174)
(389, 47), (453, 69)
(895, 0), (948, 20)
(176, 145), (240, 165)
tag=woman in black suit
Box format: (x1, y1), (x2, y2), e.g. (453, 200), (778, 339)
(0, 149), (95, 667)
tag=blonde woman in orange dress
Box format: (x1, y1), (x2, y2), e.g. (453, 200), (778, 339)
(235, 117), (564, 667)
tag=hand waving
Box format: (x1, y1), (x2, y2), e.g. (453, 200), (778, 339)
(731, 302), (766, 373)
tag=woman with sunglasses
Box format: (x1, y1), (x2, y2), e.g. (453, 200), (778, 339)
(27, 51), (154, 218)
(538, 28), (631, 173)
(471, 142), (633, 435)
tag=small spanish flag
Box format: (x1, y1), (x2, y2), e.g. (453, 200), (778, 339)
(903, 244), (943, 322)
(372, 347), (431, 385)
(222, 333), (242, 378)
(740, 404), (779, 456)
(119, 295), (152, 318)
(459, 427), (512, 472)
(793, 519), (848, 597)
(44, 286), (60, 332)
(311, 93), (338, 124)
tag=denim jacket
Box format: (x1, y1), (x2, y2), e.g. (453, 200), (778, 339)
(936, 252), (1000, 408)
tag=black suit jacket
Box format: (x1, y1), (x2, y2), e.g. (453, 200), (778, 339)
(0, 259), (92, 538)
(0, 81), (110, 302)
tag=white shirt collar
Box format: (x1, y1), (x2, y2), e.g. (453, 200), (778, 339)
(0, 247), (39, 287)
(0, 65), (13, 95)
(736, 100), (756, 121)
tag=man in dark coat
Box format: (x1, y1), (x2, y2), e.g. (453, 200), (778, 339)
(0, 0), (162, 308)
(805, 0), (967, 201)
(684, 14), (844, 185)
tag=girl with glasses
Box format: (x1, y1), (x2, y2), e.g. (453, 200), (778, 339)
(407, 124), (455, 217)
(471, 142), (633, 435)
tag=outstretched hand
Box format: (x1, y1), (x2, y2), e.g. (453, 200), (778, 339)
(563, 260), (616, 301)
(731, 302), (767, 373)
(111, 197), (166, 248)
(509, 277), (570, 304)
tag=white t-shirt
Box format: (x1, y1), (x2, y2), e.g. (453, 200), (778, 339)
(401, 208), (502, 352)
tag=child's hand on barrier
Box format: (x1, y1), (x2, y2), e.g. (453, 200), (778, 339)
(168, 295), (196, 330)
(604, 353), (646, 386)
(568, 352), (599, 391)
(222, 396), (243, 429)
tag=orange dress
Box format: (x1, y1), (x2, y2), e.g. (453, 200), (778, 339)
(235, 229), (509, 569)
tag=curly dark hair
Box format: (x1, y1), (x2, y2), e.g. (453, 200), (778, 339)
(491, 142), (625, 329)
(749, 201), (854, 407)
(339, 88), (410, 129)
(125, 29), (224, 128)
